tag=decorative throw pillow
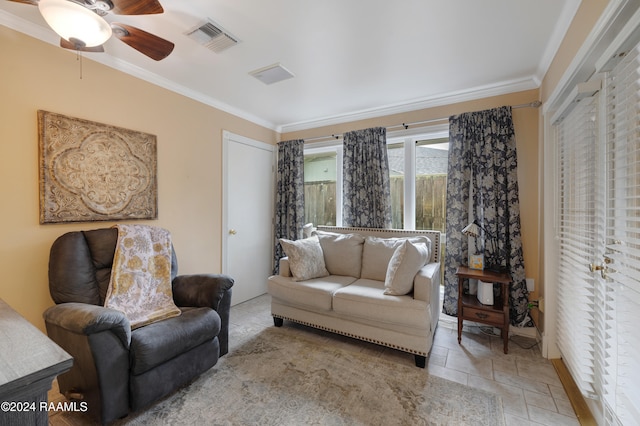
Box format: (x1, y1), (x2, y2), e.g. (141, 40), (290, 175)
(316, 231), (365, 277)
(384, 241), (429, 295)
(361, 236), (433, 281)
(279, 236), (330, 281)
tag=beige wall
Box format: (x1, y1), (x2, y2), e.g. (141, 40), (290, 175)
(283, 89), (542, 326)
(0, 26), (278, 331)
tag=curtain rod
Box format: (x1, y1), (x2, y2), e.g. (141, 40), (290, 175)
(301, 101), (542, 143)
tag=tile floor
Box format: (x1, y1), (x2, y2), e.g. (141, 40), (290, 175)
(50, 292), (580, 425)
(231, 294), (580, 426)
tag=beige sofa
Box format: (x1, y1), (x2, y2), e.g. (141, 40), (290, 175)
(268, 226), (441, 367)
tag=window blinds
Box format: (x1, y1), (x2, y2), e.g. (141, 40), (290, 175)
(603, 42), (640, 425)
(555, 91), (603, 399)
(554, 38), (640, 426)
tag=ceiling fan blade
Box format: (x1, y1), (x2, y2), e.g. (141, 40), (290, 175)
(110, 0), (163, 15)
(112, 23), (174, 61)
(6, 0), (38, 5)
(60, 38), (105, 52)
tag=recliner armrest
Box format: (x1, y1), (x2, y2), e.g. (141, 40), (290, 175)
(172, 274), (234, 311)
(413, 262), (441, 303)
(43, 302), (131, 348)
(172, 274), (234, 356)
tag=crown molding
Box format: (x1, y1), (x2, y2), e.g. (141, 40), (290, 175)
(278, 77), (538, 134)
(534, 0), (582, 86)
(3, 8), (547, 136)
(0, 9), (53, 41)
(543, 0), (640, 116)
(0, 10), (278, 132)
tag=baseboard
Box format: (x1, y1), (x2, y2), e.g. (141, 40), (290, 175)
(509, 324), (538, 338)
(551, 358), (597, 425)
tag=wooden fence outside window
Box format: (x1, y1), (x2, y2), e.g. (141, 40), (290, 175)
(304, 174), (446, 232)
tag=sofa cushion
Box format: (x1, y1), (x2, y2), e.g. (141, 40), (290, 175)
(129, 307), (220, 375)
(268, 275), (357, 311)
(279, 236), (330, 281)
(384, 241), (429, 295)
(316, 231), (365, 277)
(332, 279), (429, 330)
(361, 236), (432, 281)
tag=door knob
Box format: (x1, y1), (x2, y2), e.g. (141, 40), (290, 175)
(589, 261), (609, 279)
(229, 229), (237, 235)
(589, 263), (604, 272)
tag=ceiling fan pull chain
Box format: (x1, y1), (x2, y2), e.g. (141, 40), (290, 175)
(76, 49), (83, 80)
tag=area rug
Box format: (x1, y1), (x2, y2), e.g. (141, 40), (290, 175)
(53, 326), (504, 425)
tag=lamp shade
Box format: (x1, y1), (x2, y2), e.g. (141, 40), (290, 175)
(461, 221), (480, 238)
(39, 0), (112, 48)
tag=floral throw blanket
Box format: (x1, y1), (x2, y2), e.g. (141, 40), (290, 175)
(104, 224), (181, 329)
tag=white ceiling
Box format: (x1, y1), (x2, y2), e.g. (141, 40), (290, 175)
(0, 0), (581, 132)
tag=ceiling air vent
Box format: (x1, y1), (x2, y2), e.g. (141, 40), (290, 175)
(249, 63), (295, 85)
(186, 19), (239, 53)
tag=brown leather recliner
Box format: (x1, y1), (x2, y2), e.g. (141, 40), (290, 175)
(43, 228), (233, 424)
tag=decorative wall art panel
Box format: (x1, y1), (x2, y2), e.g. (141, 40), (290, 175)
(38, 110), (158, 224)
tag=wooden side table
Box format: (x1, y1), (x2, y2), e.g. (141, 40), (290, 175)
(456, 266), (512, 353)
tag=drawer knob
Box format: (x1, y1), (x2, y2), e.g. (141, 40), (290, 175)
(475, 312), (489, 319)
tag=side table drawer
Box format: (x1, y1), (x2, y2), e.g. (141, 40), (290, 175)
(463, 306), (503, 324)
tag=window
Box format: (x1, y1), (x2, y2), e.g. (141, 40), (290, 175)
(303, 148), (340, 226)
(303, 128), (448, 233)
(387, 142), (405, 228)
(386, 134), (449, 232)
(414, 139), (448, 232)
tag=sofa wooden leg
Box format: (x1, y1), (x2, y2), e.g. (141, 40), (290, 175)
(415, 355), (426, 368)
(273, 317), (283, 327)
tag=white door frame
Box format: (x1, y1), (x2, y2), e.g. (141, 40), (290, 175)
(221, 130), (275, 276)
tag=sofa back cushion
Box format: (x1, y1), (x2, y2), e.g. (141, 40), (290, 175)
(361, 236), (432, 281)
(316, 231), (365, 277)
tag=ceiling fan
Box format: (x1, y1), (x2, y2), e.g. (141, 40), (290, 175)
(8, 0), (174, 60)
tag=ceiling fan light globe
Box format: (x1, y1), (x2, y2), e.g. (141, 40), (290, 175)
(38, 0), (112, 48)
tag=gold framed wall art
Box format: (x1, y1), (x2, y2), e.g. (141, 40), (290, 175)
(38, 110), (158, 224)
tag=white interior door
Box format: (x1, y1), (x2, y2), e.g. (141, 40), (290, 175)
(222, 131), (275, 306)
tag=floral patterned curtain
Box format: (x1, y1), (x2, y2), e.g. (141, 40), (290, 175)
(342, 127), (392, 228)
(442, 106), (532, 326)
(273, 139), (305, 273)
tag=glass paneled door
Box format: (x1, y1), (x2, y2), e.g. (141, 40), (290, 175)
(554, 89), (605, 401)
(599, 43), (640, 425)
(553, 42), (640, 425)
